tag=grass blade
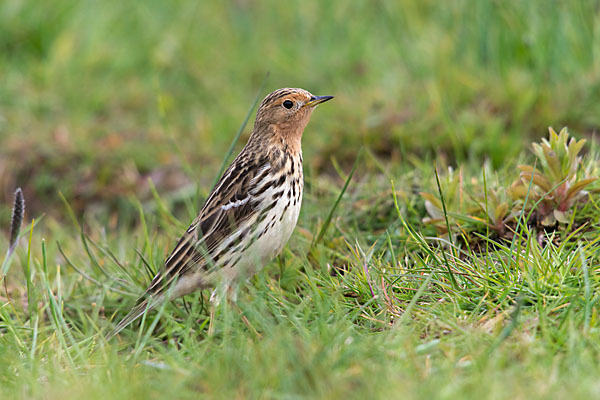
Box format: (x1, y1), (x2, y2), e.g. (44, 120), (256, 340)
(433, 163), (459, 290)
(212, 73), (270, 188)
(311, 148), (363, 249)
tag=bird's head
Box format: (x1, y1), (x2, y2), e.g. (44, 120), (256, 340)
(251, 88), (333, 150)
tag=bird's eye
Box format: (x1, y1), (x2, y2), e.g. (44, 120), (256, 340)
(282, 100), (294, 109)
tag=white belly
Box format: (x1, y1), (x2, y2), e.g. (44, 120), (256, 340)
(214, 173), (303, 283)
(252, 194), (301, 263)
(237, 187), (302, 276)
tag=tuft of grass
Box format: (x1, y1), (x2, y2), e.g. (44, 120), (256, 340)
(421, 127), (599, 244)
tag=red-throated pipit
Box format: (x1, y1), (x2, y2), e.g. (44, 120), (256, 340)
(109, 88), (333, 338)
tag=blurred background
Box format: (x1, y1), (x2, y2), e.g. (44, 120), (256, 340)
(0, 0), (598, 225)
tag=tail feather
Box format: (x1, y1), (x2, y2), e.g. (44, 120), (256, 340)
(107, 294), (164, 340)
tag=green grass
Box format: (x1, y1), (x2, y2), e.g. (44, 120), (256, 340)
(1, 0), (600, 398)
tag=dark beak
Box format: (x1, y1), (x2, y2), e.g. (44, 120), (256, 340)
(305, 95), (334, 107)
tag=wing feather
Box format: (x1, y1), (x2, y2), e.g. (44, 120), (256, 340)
(144, 153), (272, 296)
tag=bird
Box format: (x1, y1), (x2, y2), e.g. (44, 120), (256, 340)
(109, 88), (333, 338)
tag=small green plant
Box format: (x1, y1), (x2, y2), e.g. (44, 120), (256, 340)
(420, 166), (467, 235)
(422, 176), (517, 238)
(421, 127), (597, 239)
(474, 186), (516, 236)
(511, 127), (597, 226)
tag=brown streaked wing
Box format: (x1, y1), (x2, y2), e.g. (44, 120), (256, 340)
(144, 153), (270, 296)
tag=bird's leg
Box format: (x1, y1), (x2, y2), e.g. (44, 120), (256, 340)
(207, 280), (237, 336)
(207, 286), (223, 336)
(206, 282), (259, 337)
(208, 304), (216, 336)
